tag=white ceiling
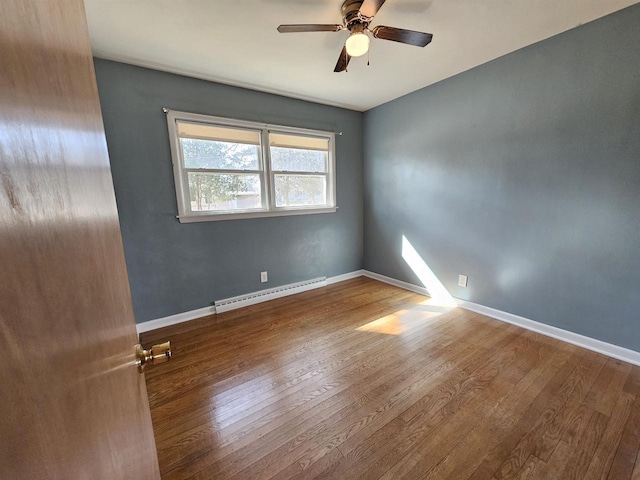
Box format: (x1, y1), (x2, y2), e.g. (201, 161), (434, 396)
(85, 0), (638, 111)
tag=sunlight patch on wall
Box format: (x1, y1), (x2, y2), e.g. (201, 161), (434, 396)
(401, 235), (455, 306)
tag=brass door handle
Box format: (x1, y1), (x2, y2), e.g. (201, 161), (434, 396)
(136, 341), (171, 372)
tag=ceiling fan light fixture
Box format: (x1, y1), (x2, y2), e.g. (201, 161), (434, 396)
(276, 0), (433, 72)
(345, 31), (370, 57)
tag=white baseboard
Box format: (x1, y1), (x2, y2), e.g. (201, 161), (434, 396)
(327, 269), (365, 284)
(136, 305), (216, 334)
(363, 269), (640, 366)
(214, 277), (328, 314)
(455, 299), (640, 366)
(136, 270), (364, 334)
(362, 270), (430, 296)
(136, 268), (640, 366)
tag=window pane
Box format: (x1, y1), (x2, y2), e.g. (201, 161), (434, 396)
(181, 138), (260, 170)
(188, 172), (262, 212)
(274, 174), (327, 207)
(270, 147), (326, 172)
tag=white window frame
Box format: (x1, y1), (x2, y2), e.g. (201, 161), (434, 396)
(166, 109), (336, 223)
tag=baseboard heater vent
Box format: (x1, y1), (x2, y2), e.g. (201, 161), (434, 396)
(214, 277), (327, 314)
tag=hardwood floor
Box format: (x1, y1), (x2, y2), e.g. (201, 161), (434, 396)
(141, 277), (640, 479)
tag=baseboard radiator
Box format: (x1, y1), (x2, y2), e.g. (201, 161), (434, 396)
(214, 277), (327, 314)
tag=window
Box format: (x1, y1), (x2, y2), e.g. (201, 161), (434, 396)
(166, 110), (336, 222)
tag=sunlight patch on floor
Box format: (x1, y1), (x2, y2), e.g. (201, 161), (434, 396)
(356, 298), (455, 335)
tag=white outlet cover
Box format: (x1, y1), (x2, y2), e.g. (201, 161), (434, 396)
(261, 271), (268, 283)
(458, 275), (468, 287)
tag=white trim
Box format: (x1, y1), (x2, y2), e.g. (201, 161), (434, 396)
(362, 270), (640, 366)
(362, 270), (429, 296)
(165, 109), (337, 224)
(135, 305), (216, 334)
(327, 270), (365, 284)
(214, 277), (327, 313)
(135, 270), (364, 333)
(177, 207), (337, 223)
(135, 268), (640, 366)
(455, 299), (640, 366)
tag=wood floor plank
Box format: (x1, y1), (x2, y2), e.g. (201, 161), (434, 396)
(226, 327), (505, 480)
(330, 330), (551, 480)
(147, 284), (416, 400)
(608, 395), (640, 480)
(633, 455), (640, 480)
(152, 294), (430, 441)
(159, 307), (483, 473)
(515, 456), (549, 480)
(410, 341), (577, 480)
(586, 357), (633, 416)
(466, 348), (588, 480)
(382, 333), (568, 479)
(140, 277), (640, 480)
(541, 406), (598, 480)
(492, 354), (602, 480)
(285, 447), (344, 480)
(338, 324), (522, 455)
(532, 351), (608, 461)
(161, 322), (462, 476)
(559, 410), (609, 479)
(146, 282), (412, 397)
(295, 327), (523, 471)
(174, 315), (487, 479)
(149, 288), (424, 417)
(584, 392), (634, 480)
(624, 368), (640, 397)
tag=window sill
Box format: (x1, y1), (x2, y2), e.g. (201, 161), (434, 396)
(177, 206), (337, 223)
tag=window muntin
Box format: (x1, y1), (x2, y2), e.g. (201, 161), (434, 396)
(167, 110), (336, 222)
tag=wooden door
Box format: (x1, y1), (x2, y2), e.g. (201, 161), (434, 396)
(0, 0), (161, 478)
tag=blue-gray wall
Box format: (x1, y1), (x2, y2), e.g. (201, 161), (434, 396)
(364, 5), (640, 351)
(94, 60), (363, 323)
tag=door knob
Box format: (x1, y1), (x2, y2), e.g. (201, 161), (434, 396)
(136, 341), (171, 372)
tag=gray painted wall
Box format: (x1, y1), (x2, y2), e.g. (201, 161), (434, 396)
(364, 5), (640, 351)
(94, 60), (363, 323)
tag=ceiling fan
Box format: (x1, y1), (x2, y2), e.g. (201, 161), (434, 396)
(277, 0), (433, 72)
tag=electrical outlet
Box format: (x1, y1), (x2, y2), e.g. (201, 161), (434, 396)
(458, 274), (468, 287)
(260, 271), (268, 283)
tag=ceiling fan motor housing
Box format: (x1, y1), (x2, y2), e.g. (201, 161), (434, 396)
(342, 0), (370, 29)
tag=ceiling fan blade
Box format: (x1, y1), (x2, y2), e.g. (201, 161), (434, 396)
(358, 0), (387, 18)
(277, 24), (343, 33)
(334, 45), (351, 73)
(371, 26), (433, 47)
